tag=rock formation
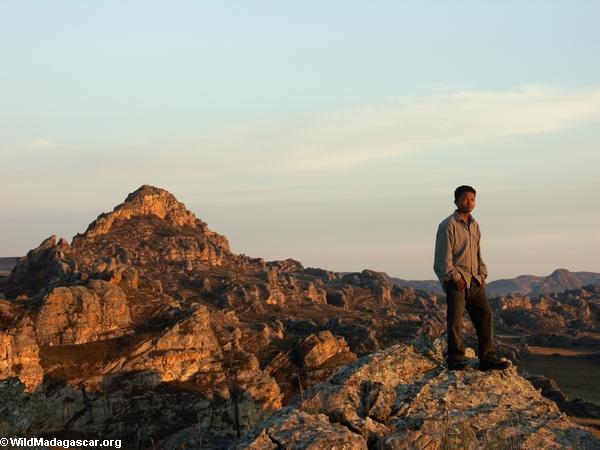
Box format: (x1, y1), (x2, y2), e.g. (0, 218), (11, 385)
(0, 317), (43, 390)
(1, 185), (599, 448)
(35, 280), (132, 346)
(296, 331), (355, 368)
(237, 342), (600, 449)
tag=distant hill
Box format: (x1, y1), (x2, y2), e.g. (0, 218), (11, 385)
(383, 275), (444, 294)
(487, 268), (600, 297)
(0, 257), (19, 277)
(387, 268), (600, 297)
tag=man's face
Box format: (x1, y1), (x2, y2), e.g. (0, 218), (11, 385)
(454, 192), (476, 214)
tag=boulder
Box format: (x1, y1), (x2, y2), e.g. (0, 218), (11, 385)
(297, 331), (355, 368)
(35, 280), (131, 346)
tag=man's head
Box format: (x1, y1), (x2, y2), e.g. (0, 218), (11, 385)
(454, 185), (476, 214)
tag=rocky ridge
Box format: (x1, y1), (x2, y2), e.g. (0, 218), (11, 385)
(1, 185), (599, 448)
(235, 341), (599, 449)
(0, 186), (434, 447)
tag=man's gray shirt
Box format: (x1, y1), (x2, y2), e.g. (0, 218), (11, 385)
(433, 209), (488, 289)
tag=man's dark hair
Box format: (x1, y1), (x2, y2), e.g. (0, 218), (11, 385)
(454, 185), (476, 201)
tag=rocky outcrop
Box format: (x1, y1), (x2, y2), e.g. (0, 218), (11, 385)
(0, 372), (281, 449)
(235, 411), (368, 450)
(0, 318), (43, 390)
(3, 185), (599, 448)
(0, 378), (52, 434)
(491, 287), (598, 335)
(415, 307), (446, 339)
(237, 343), (600, 449)
(342, 270), (396, 308)
(0, 305), (284, 448)
(305, 281), (327, 304)
(69, 185), (231, 273)
(296, 331), (355, 368)
(76, 185), (200, 239)
(116, 306), (222, 382)
(35, 280), (132, 346)
(492, 295), (533, 310)
(267, 259), (304, 273)
(4, 236), (75, 298)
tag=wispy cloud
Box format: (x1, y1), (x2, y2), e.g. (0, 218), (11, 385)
(28, 139), (59, 149)
(284, 84), (600, 171)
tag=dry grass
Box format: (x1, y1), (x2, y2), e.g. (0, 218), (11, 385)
(570, 417), (600, 438)
(518, 354), (600, 404)
(527, 345), (599, 357)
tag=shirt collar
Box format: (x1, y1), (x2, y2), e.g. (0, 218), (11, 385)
(453, 209), (474, 223)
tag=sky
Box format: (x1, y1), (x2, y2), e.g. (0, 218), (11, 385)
(1, 1), (599, 280)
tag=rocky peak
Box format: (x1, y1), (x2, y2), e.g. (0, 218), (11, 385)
(532, 268), (583, 296)
(74, 185), (199, 241)
(67, 184), (231, 273)
(547, 268), (577, 283)
(3, 186), (233, 299)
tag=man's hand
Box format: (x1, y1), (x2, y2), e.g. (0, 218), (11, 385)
(455, 277), (466, 292)
(481, 279), (487, 289)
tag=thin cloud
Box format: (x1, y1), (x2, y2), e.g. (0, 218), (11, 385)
(285, 84), (600, 171)
(28, 139), (59, 149)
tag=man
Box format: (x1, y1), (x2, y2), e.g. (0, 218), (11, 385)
(434, 185), (510, 371)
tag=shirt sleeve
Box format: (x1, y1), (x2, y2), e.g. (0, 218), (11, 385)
(434, 223), (461, 284)
(477, 227), (488, 279)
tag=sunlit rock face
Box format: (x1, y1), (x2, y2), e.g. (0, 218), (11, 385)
(35, 281), (132, 346)
(0, 317), (43, 391)
(71, 184), (231, 273)
(76, 185), (202, 238)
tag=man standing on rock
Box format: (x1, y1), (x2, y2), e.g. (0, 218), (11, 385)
(434, 185), (510, 371)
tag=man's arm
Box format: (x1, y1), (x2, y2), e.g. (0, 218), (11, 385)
(433, 224), (461, 285)
(477, 227), (488, 286)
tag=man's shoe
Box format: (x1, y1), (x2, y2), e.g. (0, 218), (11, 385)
(447, 361), (468, 371)
(479, 357), (511, 371)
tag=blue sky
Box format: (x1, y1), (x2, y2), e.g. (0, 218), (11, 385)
(1, 1), (599, 279)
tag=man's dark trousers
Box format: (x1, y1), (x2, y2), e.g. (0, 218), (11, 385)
(444, 279), (495, 362)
